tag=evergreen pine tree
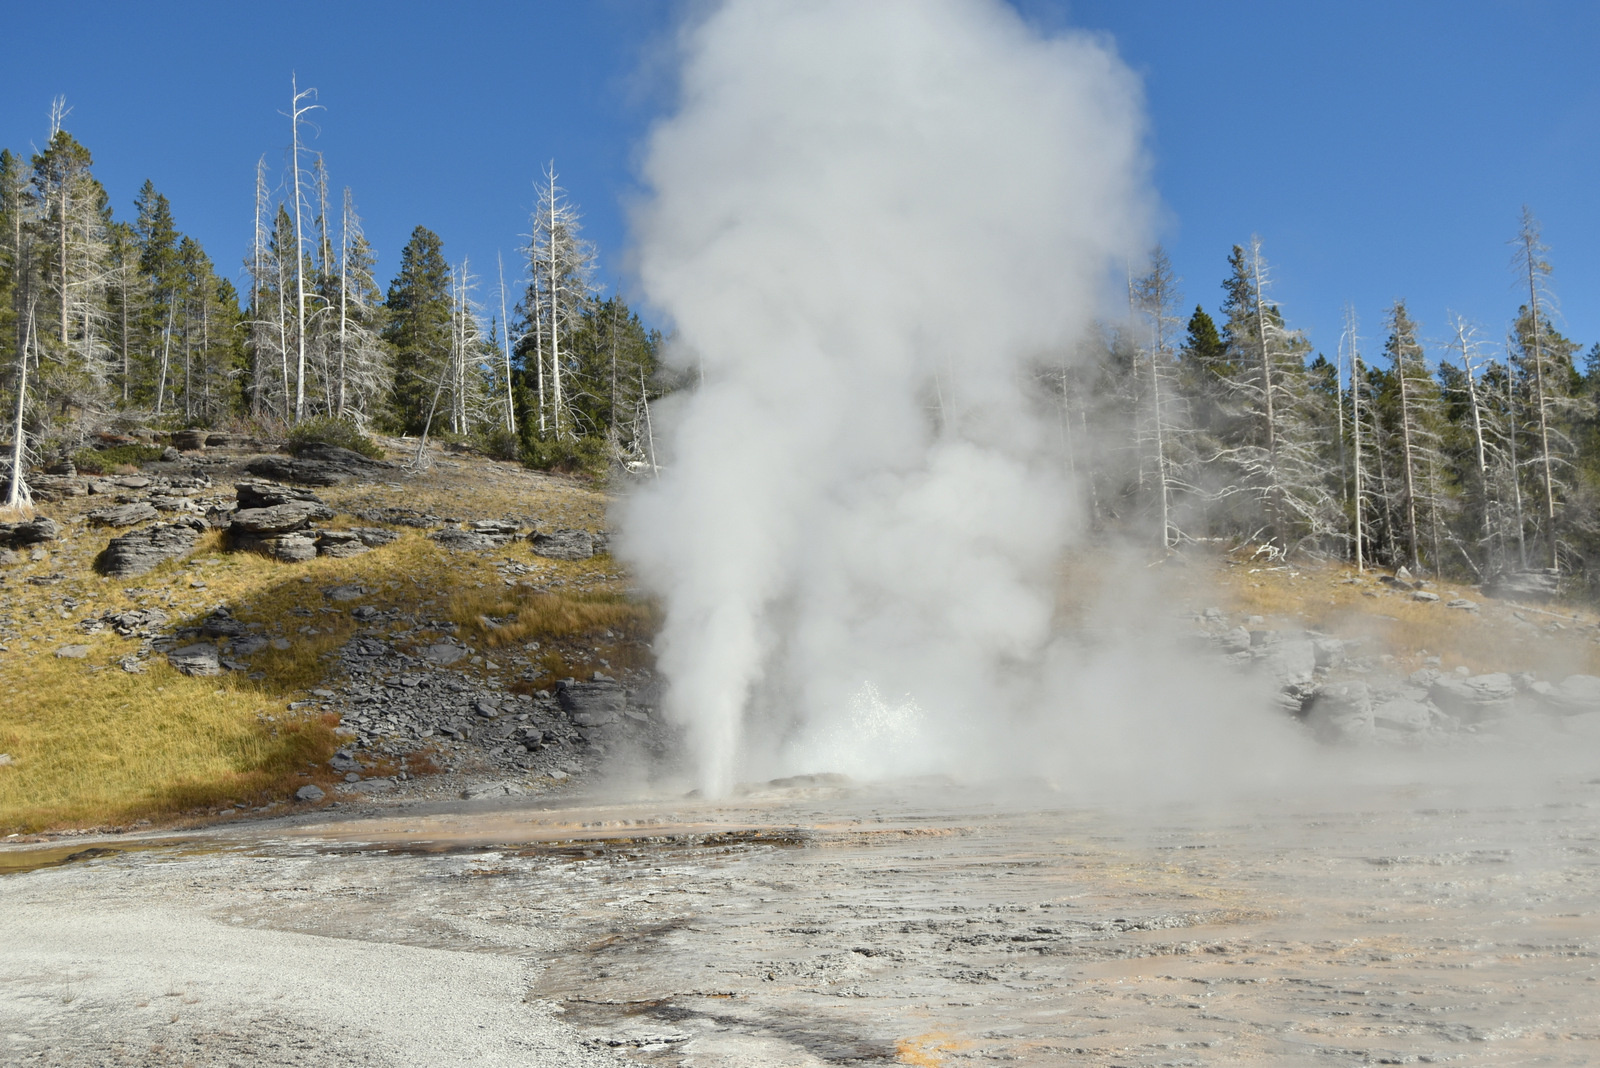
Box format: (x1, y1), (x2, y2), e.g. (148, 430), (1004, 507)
(383, 226), (451, 435)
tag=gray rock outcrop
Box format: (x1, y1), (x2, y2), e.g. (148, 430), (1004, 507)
(1428, 673), (1518, 723)
(1532, 674), (1600, 716)
(87, 501), (159, 527)
(557, 678), (627, 726)
(530, 528), (596, 561)
(0, 517), (59, 547)
(97, 518), (204, 577)
(1486, 569), (1560, 600)
(230, 499), (335, 535)
(245, 444), (390, 487)
(168, 643), (221, 677)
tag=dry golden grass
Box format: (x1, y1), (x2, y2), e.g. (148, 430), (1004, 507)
(0, 461), (634, 834)
(0, 653), (340, 833)
(320, 449), (611, 533)
(447, 579), (657, 691)
(1197, 549), (1600, 677)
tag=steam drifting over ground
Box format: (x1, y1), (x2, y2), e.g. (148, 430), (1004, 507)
(622, 0), (1305, 795)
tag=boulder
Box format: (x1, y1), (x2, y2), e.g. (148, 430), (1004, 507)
(0, 516), (59, 547)
(55, 645), (90, 659)
(199, 607), (248, 638)
(1429, 672), (1517, 723)
(149, 494), (201, 514)
(314, 530), (370, 558)
(296, 443), (383, 465)
(235, 480), (325, 510)
(228, 634), (270, 656)
(97, 519), (204, 577)
(1446, 599), (1479, 611)
(229, 499), (333, 535)
(28, 475), (88, 501)
(167, 643), (221, 677)
(1533, 674), (1600, 716)
(1411, 590), (1441, 603)
(1304, 682), (1374, 744)
(557, 678), (626, 725)
(1311, 637), (1346, 669)
(170, 429), (207, 451)
(1371, 696), (1435, 732)
(469, 520), (520, 545)
(266, 533), (318, 562)
(88, 501), (159, 527)
(430, 528), (500, 551)
(245, 448), (388, 487)
(1486, 569), (1560, 601)
(1258, 639), (1317, 686)
(421, 643), (467, 666)
(294, 784), (325, 802)
(1219, 626), (1252, 654)
(530, 528), (595, 561)
(353, 527), (400, 547)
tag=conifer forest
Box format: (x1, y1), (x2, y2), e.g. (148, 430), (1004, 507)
(1, 97), (1596, 596)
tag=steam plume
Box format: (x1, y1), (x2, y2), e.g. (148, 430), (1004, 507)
(623, 0), (1275, 795)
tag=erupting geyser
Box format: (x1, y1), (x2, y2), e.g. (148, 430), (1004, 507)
(622, 0), (1286, 796)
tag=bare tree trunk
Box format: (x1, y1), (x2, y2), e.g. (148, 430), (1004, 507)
(1455, 321), (1491, 569)
(57, 175), (69, 349)
(639, 365), (659, 479)
(535, 283), (546, 436)
(154, 301), (175, 415)
(1248, 237), (1280, 539)
(4, 298), (37, 511)
(336, 190), (350, 419)
(250, 157), (269, 419)
(289, 76), (319, 424)
(497, 253), (516, 435)
(118, 266), (130, 403)
(548, 170), (564, 438)
(1504, 364), (1527, 570)
(1345, 305), (1365, 572)
(1395, 340), (1419, 571)
(1520, 214), (1559, 569)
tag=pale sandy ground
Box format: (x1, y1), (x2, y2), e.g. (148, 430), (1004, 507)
(4, 772), (1600, 1067)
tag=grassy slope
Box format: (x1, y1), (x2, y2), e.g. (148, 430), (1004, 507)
(1183, 548), (1600, 678)
(0, 453), (647, 834)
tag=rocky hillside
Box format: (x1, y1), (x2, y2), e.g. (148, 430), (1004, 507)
(7, 430), (1600, 837)
(1185, 550), (1600, 746)
(0, 432), (669, 835)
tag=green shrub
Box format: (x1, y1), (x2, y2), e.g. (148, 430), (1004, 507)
(521, 434), (609, 479)
(71, 444), (164, 474)
(477, 426), (522, 462)
(284, 416), (384, 459)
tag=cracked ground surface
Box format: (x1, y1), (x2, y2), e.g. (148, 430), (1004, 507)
(4, 772), (1600, 1067)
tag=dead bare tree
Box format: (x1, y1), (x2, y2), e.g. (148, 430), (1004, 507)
(1341, 304), (1367, 572)
(1512, 207), (1564, 569)
(286, 75), (321, 423)
(3, 296), (38, 512)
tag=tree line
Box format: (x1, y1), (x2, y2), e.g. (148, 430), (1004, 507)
(1067, 210), (1600, 591)
(1, 91), (664, 510)
(5, 91), (1598, 595)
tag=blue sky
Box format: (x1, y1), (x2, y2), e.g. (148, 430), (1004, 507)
(3, 1), (1596, 365)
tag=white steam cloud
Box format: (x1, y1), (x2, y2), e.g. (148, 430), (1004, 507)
(622, 0), (1303, 796)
